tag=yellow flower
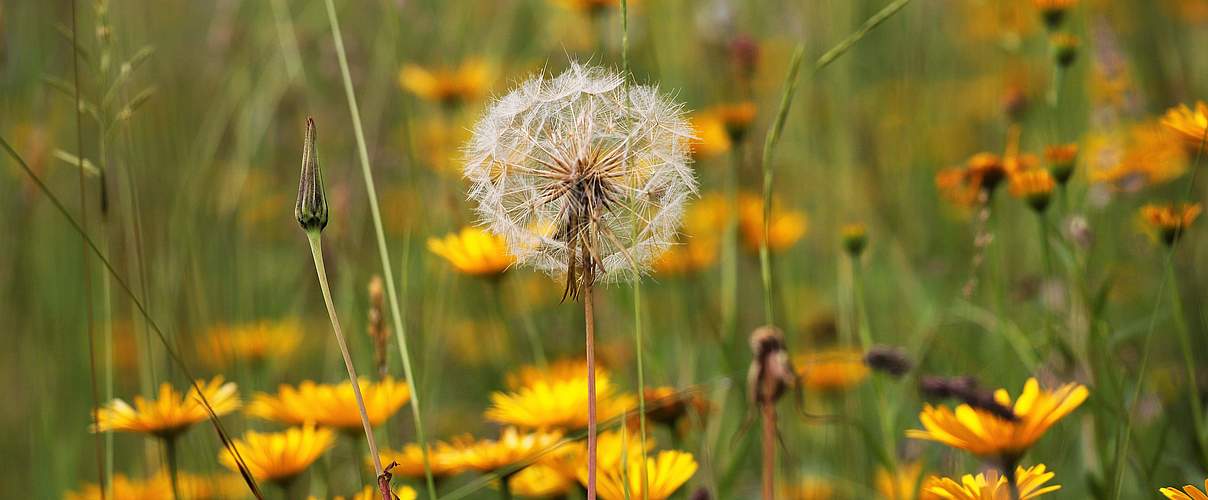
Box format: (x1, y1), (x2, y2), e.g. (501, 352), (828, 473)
(794, 349), (870, 393)
(509, 463), (574, 497)
(428, 227), (515, 277)
(219, 424), (335, 483)
(738, 193), (807, 252)
(1089, 122), (1188, 190)
(417, 118), (472, 175)
(486, 371), (636, 430)
(544, 427), (651, 482)
(653, 240), (718, 275)
(505, 359), (595, 389)
(840, 223), (868, 257)
(1141, 203), (1202, 246)
(313, 485), (418, 500)
(65, 474), (171, 500)
(247, 377), (411, 430)
(587, 450), (698, 500)
(197, 320), (302, 367)
(398, 59), (490, 106)
(1008, 169), (1055, 212)
(377, 443), (466, 478)
(1161, 479), (1208, 500)
(457, 427), (564, 473)
(93, 377), (240, 438)
(921, 463), (1061, 499)
(906, 378), (1088, 462)
(690, 102), (757, 157)
(550, 0), (625, 15)
(1043, 143), (1078, 184)
(1162, 101), (1208, 146)
(641, 386), (711, 428)
(877, 462), (924, 500)
(781, 475), (835, 499)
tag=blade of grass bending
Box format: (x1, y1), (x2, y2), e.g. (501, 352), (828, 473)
(758, 45), (806, 325)
(320, 1), (438, 497)
(813, 0), (913, 74)
(0, 137), (265, 500)
(67, 0), (107, 495)
(1110, 125), (1208, 499)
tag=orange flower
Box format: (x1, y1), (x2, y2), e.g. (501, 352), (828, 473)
(398, 59), (491, 106)
(1141, 203), (1202, 246)
(1162, 101), (1208, 146)
(1009, 170), (1056, 212)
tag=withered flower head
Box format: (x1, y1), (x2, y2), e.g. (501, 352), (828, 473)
(747, 326), (796, 406)
(463, 62), (697, 300)
(295, 117), (328, 232)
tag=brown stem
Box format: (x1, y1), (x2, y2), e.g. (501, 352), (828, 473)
(583, 246), (599, 500)
(760, 402), (776, 500)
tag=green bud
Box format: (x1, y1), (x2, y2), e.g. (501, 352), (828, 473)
(295, 117), (329, 232)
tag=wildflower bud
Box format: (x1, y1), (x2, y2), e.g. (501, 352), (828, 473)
(1050, 34), (1080, 68)
(840, 223), (868, 258)
(960, 389), (1019, 422)
(1142, 203), (1202, 246)
(1044, 143), (1078, 185)
(1009, 170), (1055, 213)
(919, 375), (978, 400)
(1034, 0), (1075, 31)
(729, 34), (760, 81)
(864, 346), (911, 377)
(295, 117), (329, 232)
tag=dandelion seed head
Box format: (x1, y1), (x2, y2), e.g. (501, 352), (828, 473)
(464, 62), (697, 284)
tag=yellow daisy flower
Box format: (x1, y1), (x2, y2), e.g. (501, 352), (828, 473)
(509, 463), (574, 498)
(794, 349), (870, 393)
(737, 193), (807, 253)
(781, 475), (834, 499)
(247, 377), (411, 430)
(486, 372), (636, 430)
(1161, 479), (1208, 500)
(877, 462), (924, 500)
(921, 463), (1061, 499)
(312, 485), (418, 500)
(197, 320), (302, 367)
(1141, 202), (1202, 246)
(93, 377), (240, 438)
(1043, 143), (1078, 185)
(544, 427), (651, 482)
(1089, 122), (1188, 190)
(550, 0), (625, 15)
(219, 424), (335, 483)
(587, 450), (698, 500)
(427, 227), (515, 277)
(652, 239), (718, 276)
(398, 59), (491, 106)
(690, 102), (757, 157)
(906, 378), (1088, 463)
(1162, 101), (1208, 146)
(1008, 169), (1056, 212)
(505, 359), (595, 389)
(455, 427), (564, 474)
(65, 474), (172, 500)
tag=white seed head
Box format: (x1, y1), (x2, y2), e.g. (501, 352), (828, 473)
(464, 62), (697, 285)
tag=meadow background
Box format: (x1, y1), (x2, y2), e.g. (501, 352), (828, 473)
(2, 0), (1207, 498)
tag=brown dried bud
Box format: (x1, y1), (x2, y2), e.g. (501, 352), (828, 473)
(295, 117), (329, 232)
(368, 275), (390, 379)
(864, 345), (912, 377)
(919, 375), (1018, 422)
(748, 326), (796, 406)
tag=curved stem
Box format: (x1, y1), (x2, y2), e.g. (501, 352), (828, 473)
(320, 1), (436, 497)
(305, 231), (386, 498)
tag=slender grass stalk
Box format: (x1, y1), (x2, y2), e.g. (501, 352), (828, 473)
(721, 146), (740, 339)
(1110, 125), (1208, 499)
(68, 0), (106, 495)
(758, 45), (806, 325)
(0, 137), (264, 499)
(305, 231), (387, 494)
(320, 1), (437, 497)
(619, 2), (649, 497)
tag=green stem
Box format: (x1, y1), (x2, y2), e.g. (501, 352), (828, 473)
(1167, 262), (1208, 467)
(165, 436), (180, 500)
(494, 279), (545, 368)
(721, 146), (739, 339)
(320, 1), (437, 497)
(305, 231), (386, 494)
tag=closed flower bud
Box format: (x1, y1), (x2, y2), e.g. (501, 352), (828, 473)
(864, 345), (911, 377)
(1050, 34), (1080, 68)
(841, 223), (868, 258)
(295, 117), (329, 232)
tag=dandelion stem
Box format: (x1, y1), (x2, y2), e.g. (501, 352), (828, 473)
(304, 231), (387, 499)
(584, 276), (599, 500)
(320, 1), (437, 497)
(760, 401), (776, 500)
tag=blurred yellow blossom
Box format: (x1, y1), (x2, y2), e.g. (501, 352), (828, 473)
(219, 424), (335, 483)
(93, 377), (240, 438)
(428, 227), (515, 277)
(247, 377), (411, 430)
(398, 59), (491, 106)
(738, 193), (807, 252)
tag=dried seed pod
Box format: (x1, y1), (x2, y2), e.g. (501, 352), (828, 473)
(748, 326), (797, 406)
